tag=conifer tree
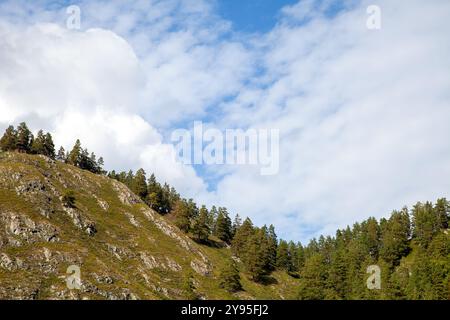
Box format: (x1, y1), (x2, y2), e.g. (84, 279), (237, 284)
(192, 205), (210, 242)
(31, 130), (45, 155)
(380, 208), (410, 266)
(0, 125), (17, 151)
(297, 254), (327, 300)
(433, 198), (449, 230)
(68, 139), (82, 166)
(276, 240), (291, 271)
(214, 207), (232, 243)
(412, 202), (439, 248)
(232, 218), (254, 257)
(173, 199), (192, 233)
(219, 259), (242, 293)
(267, 225), (278, 271)
(16, 122), (33, 153)
(56, 146), (66, 162)
(208, 206), (218, 232)
(147, 173), (162, 212)
(132, 168), (148, 200)
(296, 242), (305, 271)
(232, 214), (242, 237)
(288, 241), (299, 273)
(43, 132), (55, 159)
(243, 229), (269, 282)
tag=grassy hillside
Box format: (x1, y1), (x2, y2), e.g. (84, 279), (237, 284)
(0, 152), (299, 300)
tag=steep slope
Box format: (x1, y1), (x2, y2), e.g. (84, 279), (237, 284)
(0, 152), (299, 300)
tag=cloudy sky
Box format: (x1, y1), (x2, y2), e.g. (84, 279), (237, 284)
(1, 0), (449, 243)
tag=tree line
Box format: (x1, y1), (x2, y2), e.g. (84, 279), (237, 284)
(107, 168), (295, 285)
(1, 123), (448, 298)
(0, 122), (104, 174)
(296, 199), (449, 300)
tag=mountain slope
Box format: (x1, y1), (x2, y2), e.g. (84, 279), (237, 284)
(0, 152), (298, 300)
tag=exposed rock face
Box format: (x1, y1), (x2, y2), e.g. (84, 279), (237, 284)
(190, 259), (211, 276)
(0, 253), (23, 271)
(62, 207), (97, 236)
(140, 252), (182, 272)
(0, 212), (59, 244)
(112, 181), (142, 206)
(142, 209), (195, 252)
(124, 212), (140, 227)
(94, 195), (109, 211)
(106, 243), (134, 261)
(0, 285), (39, 300)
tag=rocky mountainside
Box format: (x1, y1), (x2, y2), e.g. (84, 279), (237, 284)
(0, 152), (298, 300)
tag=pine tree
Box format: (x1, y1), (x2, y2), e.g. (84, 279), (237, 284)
(232, 218), (254, 258)
(0, 125), (17, 151)
(192, 205), (210, 242)
(328, 247), (348, 299)
(295, 242), (305, 271)
(173, 199), (192, 233)
(214, 207), (232, 243)
(219, 258), (242, 293)
(16, 122), (33, 153)
(297, 254), (327, 300)
(380, 208), (411, 266)
(434, 198), (449, 230)
(232, 214), (242, 237)
(364, 217), (380, 260)
(147, 173), (163, 212)
(68, 139), (82, 166)
(56, 146), (66, 162)
(276, 240), (291, 271)
(288, 241), (299, 273)
(132, 168), (148, 200)
(31, 130), (45, 155)
(208, 206), (218, 232)
(267, 225), (278, 271)
(412, 202), (439, 248)
(243, 229), (269, 282)
(43, 132), (55, 159)
(97, 157), (104, 169)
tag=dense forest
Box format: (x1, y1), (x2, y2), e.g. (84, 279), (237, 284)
(1, 122), (449, 299)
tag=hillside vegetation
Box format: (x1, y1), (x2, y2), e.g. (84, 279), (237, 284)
(0, 122), (449, 300)
(0, 152), (299, 299)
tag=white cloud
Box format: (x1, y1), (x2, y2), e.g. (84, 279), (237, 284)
(1, 0), (450, 243)
(209, 0), (450, 241)
(0, 17), (210, 198)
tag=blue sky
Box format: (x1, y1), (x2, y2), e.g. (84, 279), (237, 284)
(1, 0), (450, 242)
(216, 0), (299, 33)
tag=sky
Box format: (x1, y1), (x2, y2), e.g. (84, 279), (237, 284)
(0, 0), (449, 243)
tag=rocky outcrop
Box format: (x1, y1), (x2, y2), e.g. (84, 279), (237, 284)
(140, 252), (182, 272)
(124, 212), (140, 227)
(106, 243), (134, 261)
(0, 253), (24, 271)
(62, 207), (97, 236)
(112, 181), (142, 206)
(0, 212), (59, 244)
(190, 259), (211, 276)
(94, 195), (110, 211)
